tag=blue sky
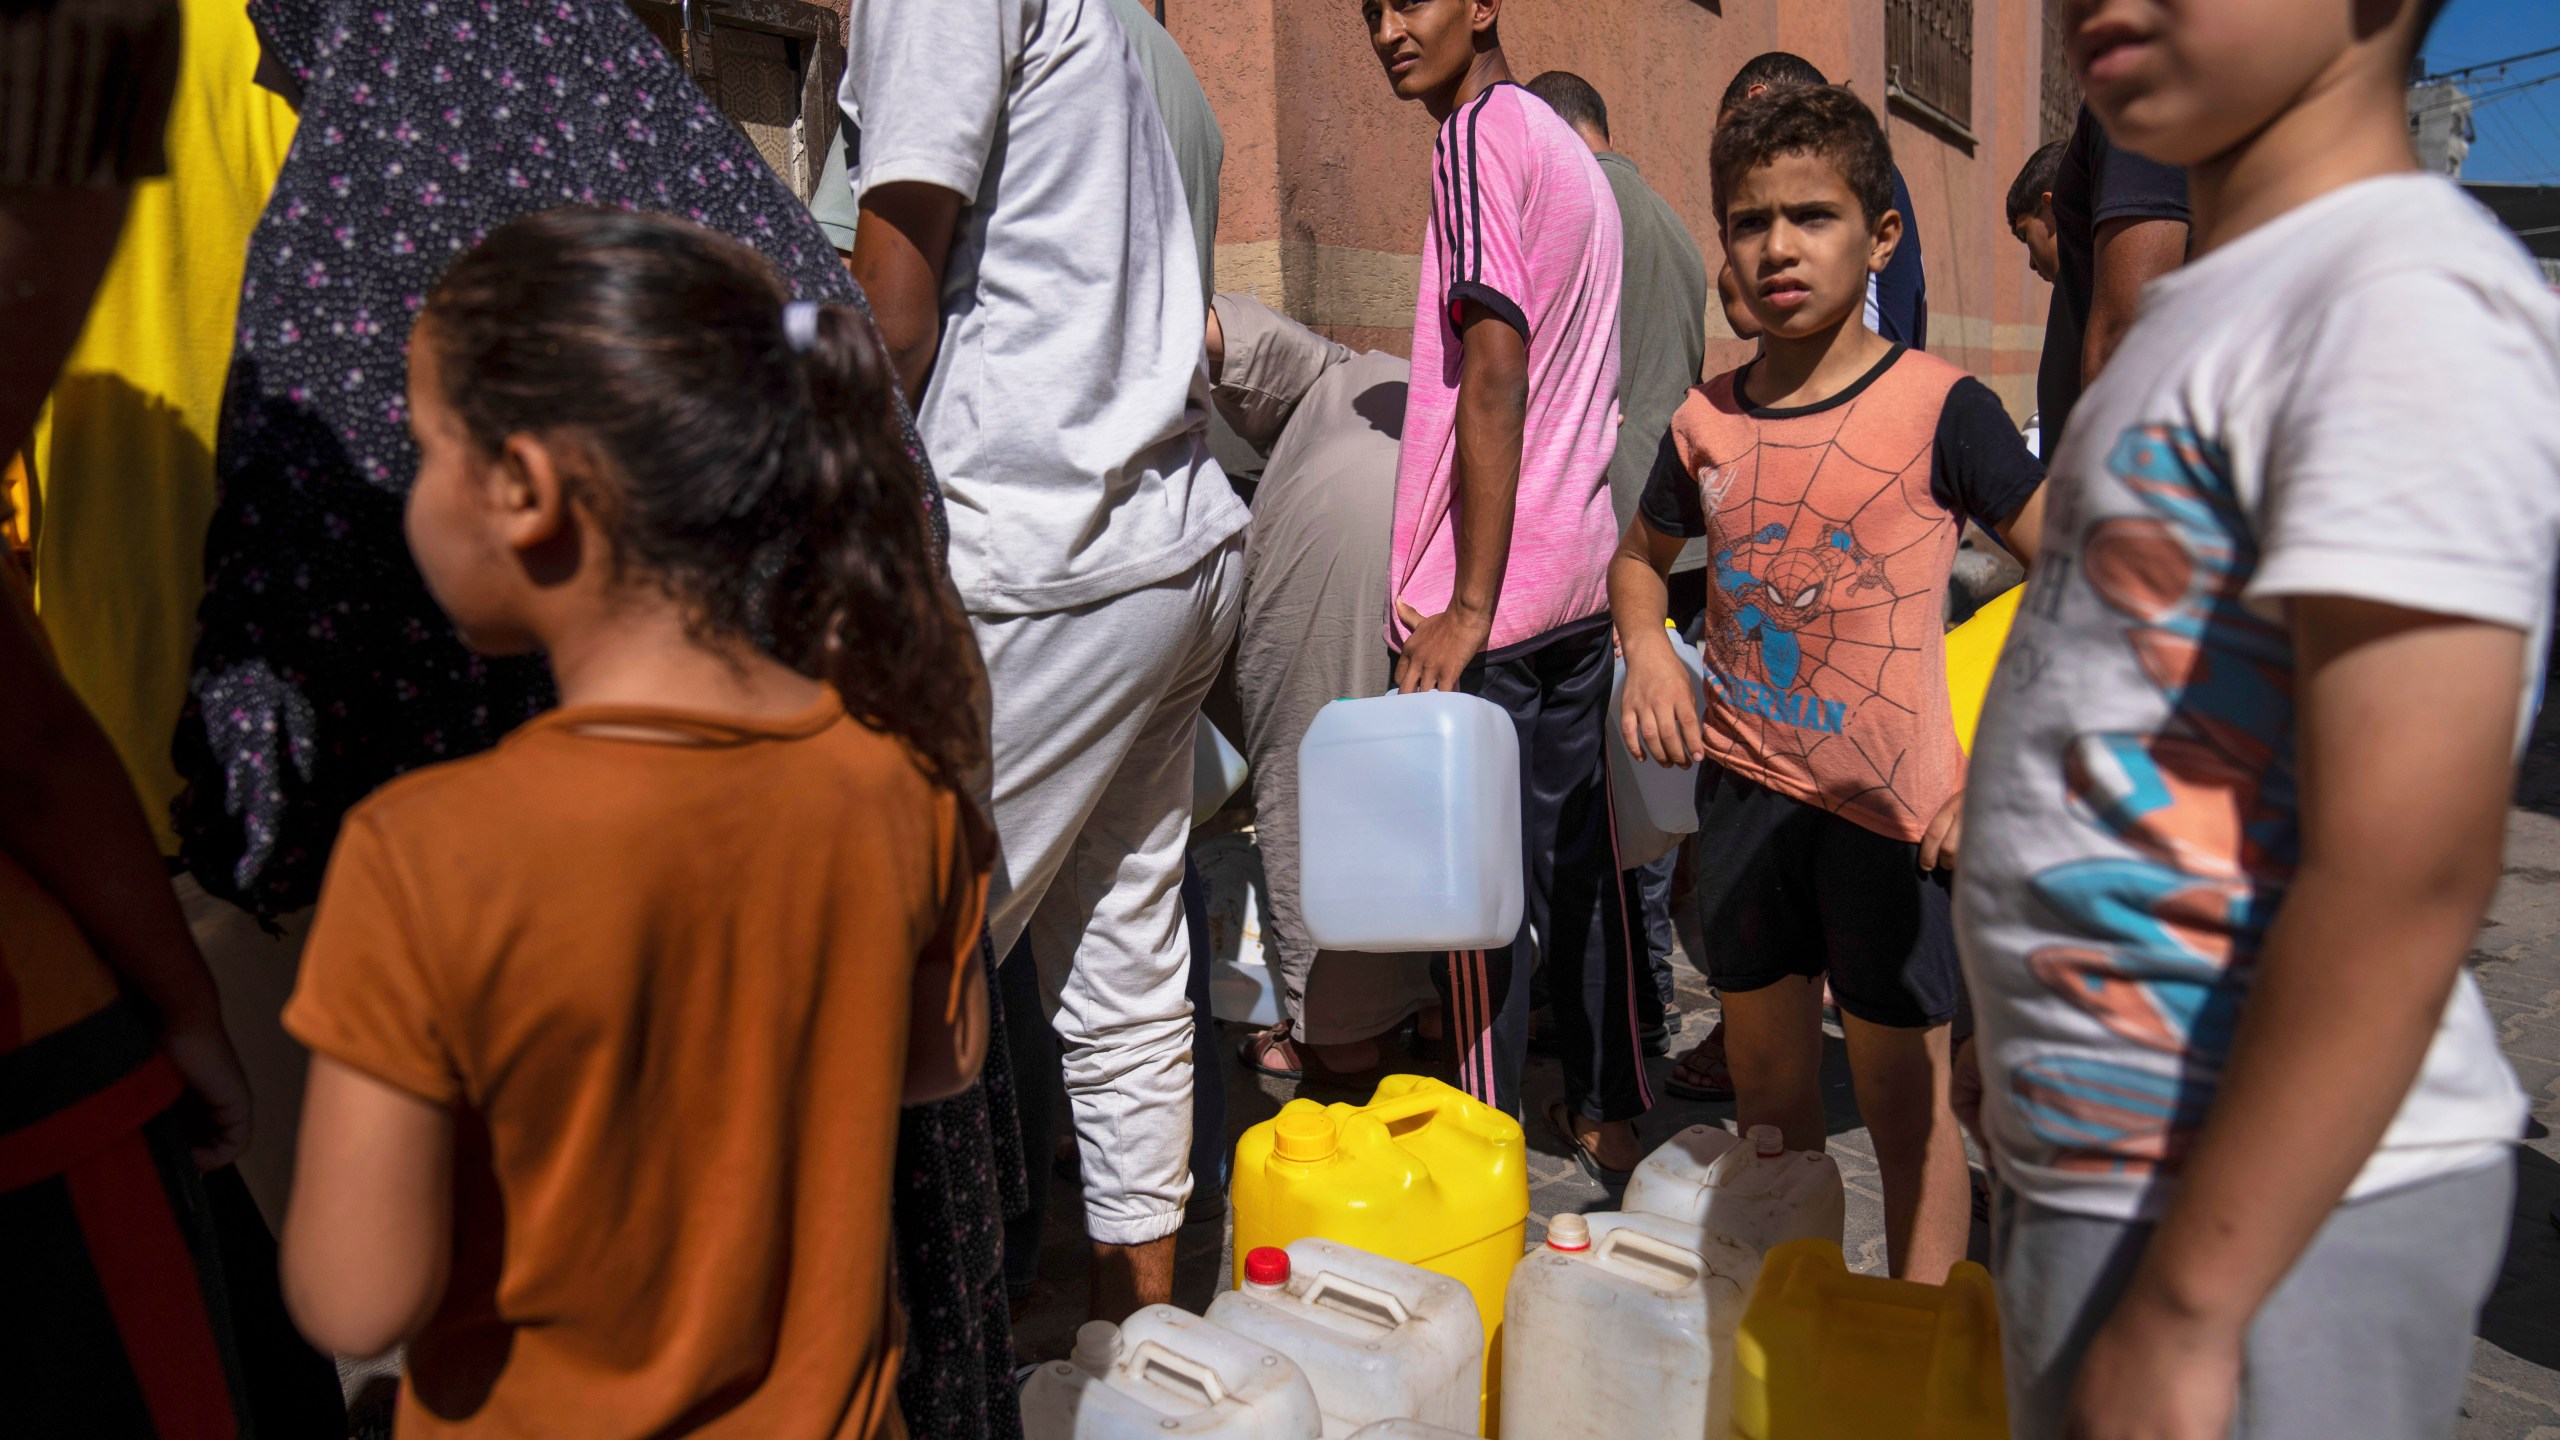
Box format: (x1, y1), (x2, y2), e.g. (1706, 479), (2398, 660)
(2422, 0), (2560, 185)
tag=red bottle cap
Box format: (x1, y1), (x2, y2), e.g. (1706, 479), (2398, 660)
(1244, 1247), (1291, 1287)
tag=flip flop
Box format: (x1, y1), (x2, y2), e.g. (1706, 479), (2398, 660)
(1544, 1098), (1634, 1187)
(1663, 1021), (1737, 1102)
(1237, 1021), (1386, 1090)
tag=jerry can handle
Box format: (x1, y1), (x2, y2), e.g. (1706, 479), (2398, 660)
(1302, 1270), (1412, 1330)
(1361, 1088), (1456, 1128)
(1702, 1142), (1756, 1187)
(1596, 1227), (1705, 1288)
(1128, 1341), (1227, 1407)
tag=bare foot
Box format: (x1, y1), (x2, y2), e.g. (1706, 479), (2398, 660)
(1546, 1099), (1646, 1177)
(1575, 1115), (1645, 1174)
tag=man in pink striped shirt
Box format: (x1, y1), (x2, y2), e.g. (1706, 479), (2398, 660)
(1364, 0), (1651, 1179)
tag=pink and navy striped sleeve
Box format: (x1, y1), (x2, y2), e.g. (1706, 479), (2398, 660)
(1433, 88), (1536, 341)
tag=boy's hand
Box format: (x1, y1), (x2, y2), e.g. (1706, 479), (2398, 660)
(1621, 636), (1705, 767)
(2064, 1291), (2244, 1440)
(1919, 790), (1965, 871)
(1395, 600), (1490, 694)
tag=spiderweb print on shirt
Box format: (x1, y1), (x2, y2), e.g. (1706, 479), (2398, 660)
(1702, 382), (1958, 836)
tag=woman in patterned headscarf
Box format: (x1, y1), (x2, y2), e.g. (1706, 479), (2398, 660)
(186, 0), (944, 912)
(188, 4), (1022, 1433)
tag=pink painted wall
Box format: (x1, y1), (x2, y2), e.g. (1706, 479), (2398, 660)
(1169, 0), (2052, 417)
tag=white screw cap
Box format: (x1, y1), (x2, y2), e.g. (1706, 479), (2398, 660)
(1751, 1124), (1784, 1157)
(1072, 1320), (1123, 1375)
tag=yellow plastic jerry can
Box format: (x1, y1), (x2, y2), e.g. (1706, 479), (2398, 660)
(1945, 584), (2022, 755)
(1232, 1075), (1528, 1435)
(1731, 1239), (2007, 1439)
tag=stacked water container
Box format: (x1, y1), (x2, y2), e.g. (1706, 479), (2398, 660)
(1020, 1241), (1486, 1439)
(1498, 1125), (1846, 1439)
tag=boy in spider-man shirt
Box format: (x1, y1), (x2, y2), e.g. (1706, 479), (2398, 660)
(1610, 84), (2045, 1284)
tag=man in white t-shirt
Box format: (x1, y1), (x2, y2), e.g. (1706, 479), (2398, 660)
(1959, 0), (2556, 1434)
(843, 0), (1250, 1319)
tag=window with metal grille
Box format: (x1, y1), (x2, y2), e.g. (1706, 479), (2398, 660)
(628, 0), (844, 202)
(1886, 0), (1975, 139)
(2042, 0), (2082, 145)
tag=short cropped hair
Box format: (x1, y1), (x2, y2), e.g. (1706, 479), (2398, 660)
(1525, 71), (1610, 144)
(2006, 139), (2065, 224)
(1711, 84), (1895, 228)
(1719, 51), (1828, 117)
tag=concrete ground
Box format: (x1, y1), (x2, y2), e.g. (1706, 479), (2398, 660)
(1012, 667), (2560, 1437)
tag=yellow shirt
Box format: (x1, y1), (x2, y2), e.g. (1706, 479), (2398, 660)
(26, 0), (295, 850)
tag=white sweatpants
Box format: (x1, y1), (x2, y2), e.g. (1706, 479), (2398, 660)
(977, 540), (1244, 1246)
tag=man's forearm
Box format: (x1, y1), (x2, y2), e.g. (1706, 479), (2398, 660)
(2082, 217), (2187, 385)
(2083, 308), (2133, 391)
(848, 181), (962, 402)
(1449, 311), (1528, 621)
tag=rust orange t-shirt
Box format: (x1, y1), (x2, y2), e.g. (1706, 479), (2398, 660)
(284, 691), (985, 1439)
(1637, 346), (2044, 841)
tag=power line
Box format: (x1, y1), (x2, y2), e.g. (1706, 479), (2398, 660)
(2473, 78), (2560, 174)
(2525, 89), (2560, 174)
(2422, 42), (2560, 83)
(2462, 75), (2560, 179)
(2409, 66), (2560, 118)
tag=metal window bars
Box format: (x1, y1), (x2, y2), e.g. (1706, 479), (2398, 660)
(1886, 0), (1976, 140)
(627, 0), (845, 202)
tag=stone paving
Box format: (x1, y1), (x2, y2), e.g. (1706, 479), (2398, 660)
(1012, 664), (2560, 1437)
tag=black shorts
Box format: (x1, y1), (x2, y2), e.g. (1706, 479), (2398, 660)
(1690, 760), (1960, 1029)
(0, 0), (180, 188)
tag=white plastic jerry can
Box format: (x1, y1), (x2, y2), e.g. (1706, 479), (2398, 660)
(1296, 692), (1523, 952)
(1607, 621), (1706, 867)
(1020, 1308), (1324, 1440)
(1497, 1214), (1757, 1440)
(1195, 830), (1283, 1028)
(1195, 717), (1251, 826)
(1344, 1424), (1478, 1439)
(1621, 1123), (1846, 1261)
(1204, 1242), (1486, 1438)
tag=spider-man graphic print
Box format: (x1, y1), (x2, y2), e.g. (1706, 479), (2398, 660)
(1639, 345), (2045, 843)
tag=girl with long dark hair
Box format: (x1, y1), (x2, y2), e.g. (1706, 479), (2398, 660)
(276, 208), (989, 1438)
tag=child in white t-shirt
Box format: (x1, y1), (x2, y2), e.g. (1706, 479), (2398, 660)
(1958, 1), (2560, 1436)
